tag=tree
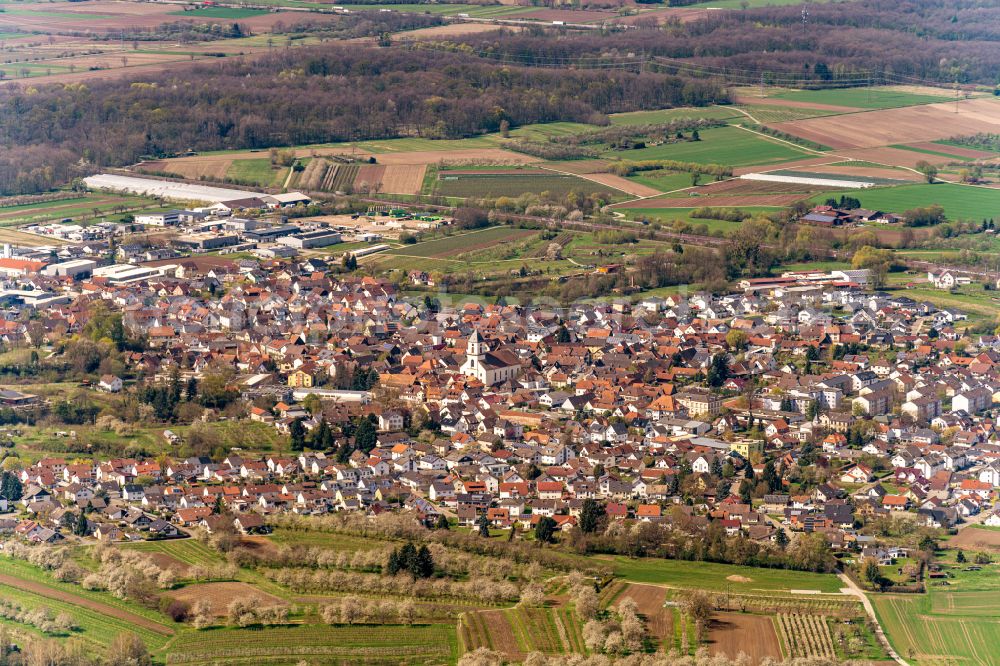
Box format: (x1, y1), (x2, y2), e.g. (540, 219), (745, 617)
(775, 527), (789, 550)
(302, 393), (322, 416)
(413, 545), (434, 579)
(915, 160), (939, 183)
(706, 353), (729, 388)
(579, 498), (603, 534)
(74, 511), (89, 537)
(477, 512), (491, 538)
(535, 516), (557, 543)
(435, 514), (450, 530)
(957, 549), (966, 563)
(184, 376), (198, 402)
(289, 418), (306, 452)
(762, 460), (781, 493)
(354, 418), (377, 453)
(862, 557), (882, 590)
(106, 632), (151, 666)
(852, 245), (893, 290)
(0, 472), (21, 502)
(310, 418), (334, 450)
(725, 329), (748, 351)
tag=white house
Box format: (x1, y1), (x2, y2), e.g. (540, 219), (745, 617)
(98, 375), (123, 393)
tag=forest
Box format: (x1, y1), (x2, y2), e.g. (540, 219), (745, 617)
(0, 45), (724, 195)
(449, 0), (1000, 84)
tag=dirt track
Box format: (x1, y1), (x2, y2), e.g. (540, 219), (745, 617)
(0, 572), (173, 635)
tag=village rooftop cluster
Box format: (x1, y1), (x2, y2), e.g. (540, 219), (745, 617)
(2, 242), (999, 557)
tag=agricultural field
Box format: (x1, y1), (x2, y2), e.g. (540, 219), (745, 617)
(620, 206), (783, 234)
(809, 183), (1000, 221)
(433, 172), (623, 198)
(0, 193), (159, 227)
(168, 7), (268, 18)
(708, 612), (783, 664)
(165, 623), (459, 665)
(609, 107), (743, 126)
(769, 86), (956, 110)
(225, 159), (289, 188)
(607, 126), (818, 167)
(626, 170), (705, 193)
(610, 557), (843, 593)
(771, 97), (1000, 150)
(873, 532), (1000, 666)
(775, 613), (836, 658)
(385, 226), (539, 261)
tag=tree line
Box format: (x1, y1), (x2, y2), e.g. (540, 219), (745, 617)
(0, 45), (724, 196)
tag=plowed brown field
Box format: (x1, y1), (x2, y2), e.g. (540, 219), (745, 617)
(168, 582), (286, 617)
(772, 98), (1000, 149)
(616, 584), (672, 649)
(378, 165), (427, 195)
(949, 527), (1000, 551)
(707, 612), (783, 664)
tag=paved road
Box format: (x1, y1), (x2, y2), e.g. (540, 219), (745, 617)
(837, 572), (910, 666)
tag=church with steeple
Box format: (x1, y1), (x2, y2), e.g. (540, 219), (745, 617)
(459, 329), (521, 385)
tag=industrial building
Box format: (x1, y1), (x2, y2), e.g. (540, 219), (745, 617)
(242, 224), (301, 243)
(277, 229), (342, 249)
(92, 264), (179, 285)
(42, 259), (97, 279)
(174, 233), (239, 251)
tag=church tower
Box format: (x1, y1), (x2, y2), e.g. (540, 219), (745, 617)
(467, 329), (484, 368)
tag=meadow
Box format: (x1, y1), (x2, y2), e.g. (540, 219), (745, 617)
(434, 173), (621, 198)
(169, 7), (268, 18)
(622, 206), (784, 233)
(608, 126), (817, 166)
(810, 183), (1000, 221)
(769, 86), (955, 110)
(609, 557), (843, 593)
(225, 159), (288, 188)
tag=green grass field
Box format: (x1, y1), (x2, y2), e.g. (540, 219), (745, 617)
(809, 183), (1000, 221)
(434, 173), (621, 198)
(609, 107), (742, 125)
(166, 623), (459, 664)
(873, 594), (1000, 666)
(607, 126), (816, 166)
(335, 3), (527, 15)
(226, 159), (287, 187)
(169, 6), (267, 18)
(684, 0), (831, 7)
(622, 206), (784, 233)
(891, 143), (976, 161)
(768, 86), (954, 110)
(384, 226), (536, 259)
(627, 171), (704, 193)
(609, 557), (843, 593)
(123, 539), (224, 569)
